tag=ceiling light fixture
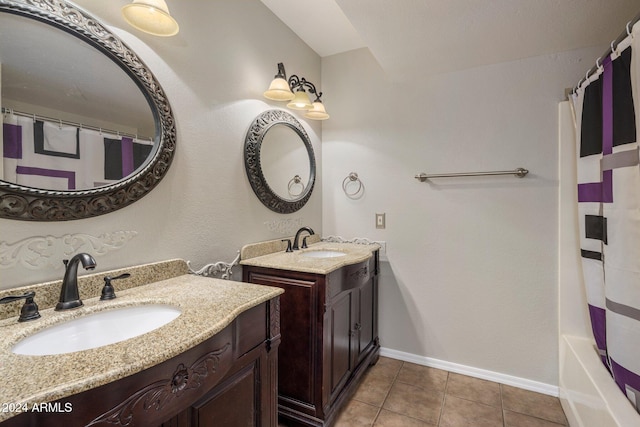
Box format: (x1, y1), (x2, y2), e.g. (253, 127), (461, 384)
(264, 63), (329, 120)
(121, 0), (179, 37)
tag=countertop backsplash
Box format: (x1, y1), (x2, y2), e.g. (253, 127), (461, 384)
(0, 259), (188, 321)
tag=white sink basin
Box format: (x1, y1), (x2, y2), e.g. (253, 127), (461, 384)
(12, 304), (181, 356)
(301, 250), (347, 259)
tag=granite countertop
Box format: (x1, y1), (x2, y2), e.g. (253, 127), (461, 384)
(0, 274), (283, 422)
(240, 241), (380, 274)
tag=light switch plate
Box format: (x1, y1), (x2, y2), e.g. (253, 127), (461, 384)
(376, 213), (386, 229)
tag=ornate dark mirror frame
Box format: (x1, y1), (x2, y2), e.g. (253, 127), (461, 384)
(0, 0), (176, 221)
(244, 110), (316, 214)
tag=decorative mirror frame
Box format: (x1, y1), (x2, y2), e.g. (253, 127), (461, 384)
(0, 0), (176, 221)
(244, 110), (316, 214)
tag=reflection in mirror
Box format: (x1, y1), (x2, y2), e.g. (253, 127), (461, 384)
(0, 0), (175, 221)
(259, 125), (311, 200)
(0, 11), (156, 191)
(245, 110), (315, 214)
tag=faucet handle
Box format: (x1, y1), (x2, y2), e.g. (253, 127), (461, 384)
(100, 273), (131, 301)
(302, 236), (309, 249)
(0, 291), (41, 322)
(281, 239), (293, 253)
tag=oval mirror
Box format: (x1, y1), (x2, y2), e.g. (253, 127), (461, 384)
(0, 0), (176, 221)
(244, 110), (316, 213)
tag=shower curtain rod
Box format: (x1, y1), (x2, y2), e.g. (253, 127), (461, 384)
(572, 11), (640, 94)
(1, 107), (153, 142)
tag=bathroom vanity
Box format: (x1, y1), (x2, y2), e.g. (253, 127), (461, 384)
(241, 240), (380, 427)
(0, 260), (283, 427)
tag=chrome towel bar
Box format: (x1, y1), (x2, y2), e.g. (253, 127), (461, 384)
(415, 167), (529, 182)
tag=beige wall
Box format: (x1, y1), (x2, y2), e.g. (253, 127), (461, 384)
(0, 0), (323, 288)
(320, 46), (604, 387)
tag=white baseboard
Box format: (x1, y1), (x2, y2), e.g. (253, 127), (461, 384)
(379, 347), (559, 397)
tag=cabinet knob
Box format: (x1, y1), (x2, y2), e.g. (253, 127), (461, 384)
(351, 323), (362, 336)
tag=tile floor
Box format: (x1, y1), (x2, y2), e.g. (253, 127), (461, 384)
(331, 357), (568, 427)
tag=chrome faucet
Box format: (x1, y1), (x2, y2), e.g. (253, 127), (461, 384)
(292, 226), (315, 250)
(56, 253), (96, 310)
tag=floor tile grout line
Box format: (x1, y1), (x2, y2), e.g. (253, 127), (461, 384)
(378, 361), (448, 427)
(370, 360), (404, 426)
(502, 409), (569, 427)
(442, 392), (504, 409)
(500, 382), (568, 426)
(340, 357), (569, 427)
(500, 383), (506, 427)
(436, 371), (450, 427)
(370, 406), (382, 427)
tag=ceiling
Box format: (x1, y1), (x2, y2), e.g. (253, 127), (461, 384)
(260, 0), (640, 79)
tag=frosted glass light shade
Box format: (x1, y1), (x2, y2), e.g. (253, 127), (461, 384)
(287, 91), (312, 110)
(304, 101), (330, 120)
(263, 77), (294, 101)
(122, 0), (179, 37)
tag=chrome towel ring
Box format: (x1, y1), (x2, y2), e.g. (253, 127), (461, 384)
(288, 175), (305, 198)
(342, 172), (364, 199)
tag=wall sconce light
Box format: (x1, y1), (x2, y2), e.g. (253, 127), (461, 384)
(264, 63), (329, 120)
(122, 0), (179, 37)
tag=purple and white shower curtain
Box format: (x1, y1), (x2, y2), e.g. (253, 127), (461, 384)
(2, 114), (153, 190)
(571, 23), (640, 413)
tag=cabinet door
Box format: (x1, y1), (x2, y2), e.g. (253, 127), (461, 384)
(357, 276), (376, 362)
(328, 289), (356, 397)
(189, 361), (260, 427)
(245, 271), (318, 407)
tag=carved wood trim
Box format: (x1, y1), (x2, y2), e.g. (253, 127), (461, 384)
(86, 343), (231, 426)
(268, 297), (281, 352)
(350, 266), (368, 281)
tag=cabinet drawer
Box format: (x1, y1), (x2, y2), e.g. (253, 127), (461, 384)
(327, 258), (373, 299)
(236, 303), (267, 357)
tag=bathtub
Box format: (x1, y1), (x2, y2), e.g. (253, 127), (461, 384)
(560, 335), (640, 426)
(558, 102), (640, 426)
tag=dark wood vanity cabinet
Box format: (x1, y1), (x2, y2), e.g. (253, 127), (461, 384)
(243, 251), (380, 427)
(1, 298), (280, 427)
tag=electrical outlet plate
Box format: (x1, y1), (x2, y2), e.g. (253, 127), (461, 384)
(376, 213), (386, 229)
